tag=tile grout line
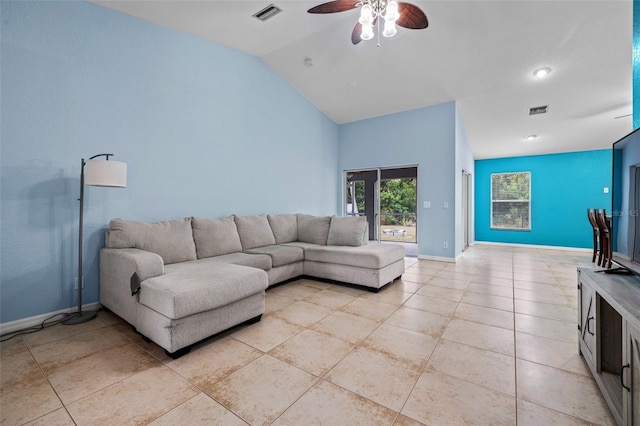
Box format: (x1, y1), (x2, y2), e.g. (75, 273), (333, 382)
(234, 283), (403, 425)
(23, 342), (76, 426)
(25, 322), (152, 425)
(393, 264), (465, 426)
(511, 252), (520, 426)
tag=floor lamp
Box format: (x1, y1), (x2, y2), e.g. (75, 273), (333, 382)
(63, 153), (127, 325)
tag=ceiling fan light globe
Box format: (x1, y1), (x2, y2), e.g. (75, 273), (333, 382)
(384, 0), (399, 21)
(359, 4), (374, 24)
(361, 23), (374, 40)
(383, 20), (397, 37)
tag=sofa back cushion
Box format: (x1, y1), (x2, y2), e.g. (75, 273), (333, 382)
(106, 218), (197, 264)
(297, 214), (331, 245)
(268, 214), (298, 244)
(191, 216), (243, 258)
(327, 216), (368, 247)
(234, 215), (276, 250)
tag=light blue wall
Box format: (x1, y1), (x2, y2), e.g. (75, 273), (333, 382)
(475, 150), (611, 248)
(339, 102), (465, 259)
(455, 105), (475, 254)
(1, 1), (338, 323)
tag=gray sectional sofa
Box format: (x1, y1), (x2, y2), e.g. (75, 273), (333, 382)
(99, 214), (405, 357)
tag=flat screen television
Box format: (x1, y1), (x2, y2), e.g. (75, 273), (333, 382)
(611, 127), (640, 274)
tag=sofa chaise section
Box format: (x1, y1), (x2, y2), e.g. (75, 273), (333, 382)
(136, 261), (267, 356)
(100, 218), (269, 357)
(300, 243), (406, 289)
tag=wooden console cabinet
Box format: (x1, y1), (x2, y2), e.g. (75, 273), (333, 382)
(578, 268), (640, 425)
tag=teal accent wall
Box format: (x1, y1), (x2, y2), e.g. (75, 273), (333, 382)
(475, 150), (611, 248)
(1, 2), (338, 323)
(611, 129), (640, 255)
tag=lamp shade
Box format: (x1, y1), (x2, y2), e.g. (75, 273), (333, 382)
(84, 159), (127, 187)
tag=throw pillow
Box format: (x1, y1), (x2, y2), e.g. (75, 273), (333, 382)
(268, 214), (298, 244)
(297, 214), (331, 245)
(107, 218), (197, 264)
(327, 216), (367, 246)
(191, 216), (243, 258)
(234, 215), (276, 250)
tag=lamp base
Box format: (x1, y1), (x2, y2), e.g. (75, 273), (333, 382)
(62, 311), (97, 325)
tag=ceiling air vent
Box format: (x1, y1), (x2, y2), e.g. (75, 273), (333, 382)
(529, 105), (548, 115)
(253, 4), (283, 22)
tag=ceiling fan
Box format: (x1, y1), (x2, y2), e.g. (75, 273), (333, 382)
(308, 0), (428, 45)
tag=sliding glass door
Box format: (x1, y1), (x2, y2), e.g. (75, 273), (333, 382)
(345, 166), (417, 243)
(346, 169), (379, 241)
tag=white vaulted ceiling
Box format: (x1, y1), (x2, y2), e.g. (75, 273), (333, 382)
(92, 0), (633, 159)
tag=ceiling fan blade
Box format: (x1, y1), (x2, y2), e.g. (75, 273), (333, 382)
(308, 0), (359, 14)
(396, 2), (428, 29)
(351, 22), (363, 45)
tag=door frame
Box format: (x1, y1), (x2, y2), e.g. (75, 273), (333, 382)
(344, 167), (381, 241)
(462, 170), (472, 250)
(344, 164), (418, 243)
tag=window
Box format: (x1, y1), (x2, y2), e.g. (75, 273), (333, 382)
(491, 172), (531, 230)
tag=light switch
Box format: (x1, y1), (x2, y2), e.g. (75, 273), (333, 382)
(424, 201), (431, 208)
(604, 187), (609, 194)
(443, 202), (449, 209)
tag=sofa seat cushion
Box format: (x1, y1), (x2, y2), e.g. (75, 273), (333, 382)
(303, 243), (405, 269)
(280, 242), (319, 250)
(206, 252), (272, 271)
(245, 245), (304, 267)
(140, 262), (268, 319)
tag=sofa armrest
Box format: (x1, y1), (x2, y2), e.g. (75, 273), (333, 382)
(100, 248), (164, 326)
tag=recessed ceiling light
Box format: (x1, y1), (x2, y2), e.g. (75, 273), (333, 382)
(524, 135), (538, 141)
(533, 67), (551, 78)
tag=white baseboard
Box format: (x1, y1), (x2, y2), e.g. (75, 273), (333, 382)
(0, 302), (101, 335)
(418, 254), (457, 263)
(416, 242), (588, 264)
(473, 241), (591, 253)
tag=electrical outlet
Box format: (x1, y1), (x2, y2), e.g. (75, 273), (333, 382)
(443, 242), (448, 249)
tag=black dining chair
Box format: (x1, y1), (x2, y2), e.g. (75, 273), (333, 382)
(595, 209), (612, 269)
(587, 209), (600, 264)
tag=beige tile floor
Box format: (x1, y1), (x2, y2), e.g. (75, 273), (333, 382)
(0, 245), (617, 425)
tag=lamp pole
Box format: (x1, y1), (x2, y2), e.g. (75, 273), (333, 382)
(63, 153), (114, 325)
